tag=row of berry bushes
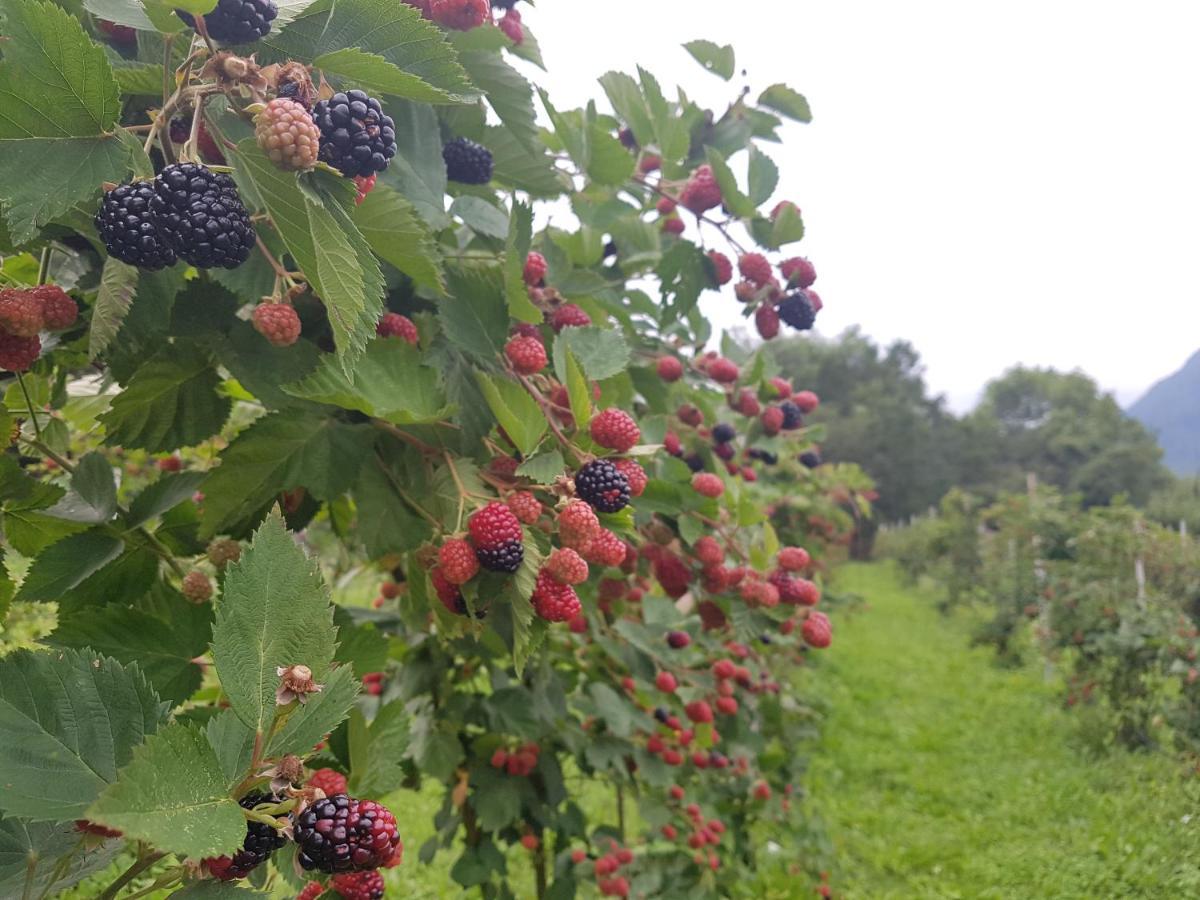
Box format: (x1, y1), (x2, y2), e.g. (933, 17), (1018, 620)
(0, 0), (872, 897)
(880, 488), (1200, 755)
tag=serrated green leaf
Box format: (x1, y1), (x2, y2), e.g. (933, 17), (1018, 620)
(450, 195), (509, 239)
(598, 71), (654, 147)
(475, 373), (546, 457)
(265, 0), (474, 100)
(83, 0), (154, 28)
(683, 39), (735, 80)
(199, 412), (374, 537)
(558, 326), (630, 381)
(507, 538), (543, 677)
(747, 145), (778, 207)
(89, 257), (139, 359)
(758, 83), (812, 123)
(88, 723), (245, 858)
(267, 664), (359, 757)
(113, 61), (164, 96)
(0, 648), (164, 820)
(205, 708), (256, 790)
(354, 700), (409, 798)
(0, 814), (121, 899)
(585, 121), (635, 186)
(771, 201), (806, 246)
(379, 100), (448, 229)
(515, 450), (564, 484)
(705, 147), (756, 218)
(126, 471), (207, 527)
(14, 529), (124, 602)
(487, 124), (565, 198)
(473, 774), (520, 831)
(438, 263), (508, 359)
(231, 141), (380, 368)
(211, 513), (337, 735)
(333, 610), (388, 678)
(42, 452), (116, 524)
(314, 47), (468, 104)
(504, 201), (539, 323)
(638, 66), (688, 161)
(460, 50), (539, 152)
(354, 182), (445, 293)
(49, 603), (209, 706)
(283, 339), (451, 424)
(353, 453), (434, 559)
(99, 343), (231, 452)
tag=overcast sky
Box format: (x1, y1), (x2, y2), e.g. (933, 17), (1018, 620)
(520, 1), (1200, 411)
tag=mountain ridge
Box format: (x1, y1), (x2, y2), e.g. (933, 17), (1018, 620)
(1128, 349), (1200, 475)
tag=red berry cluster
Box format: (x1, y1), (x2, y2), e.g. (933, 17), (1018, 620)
(0, 285), (78, 372)
(362, 671), (385, 696)
(307, 767), (349, 797)
(491, 741), (540, 776)
(570, 839), (635, 897)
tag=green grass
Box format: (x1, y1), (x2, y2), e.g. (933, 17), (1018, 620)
(808, 562), (1200, 899)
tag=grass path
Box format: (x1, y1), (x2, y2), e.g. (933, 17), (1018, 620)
(807, 563), (1200, 899)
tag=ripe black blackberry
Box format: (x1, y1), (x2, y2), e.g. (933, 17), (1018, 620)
(150, 163), (254, 269)
(777, 291), (816, 331)
(293, 794), (401, 873)
(203, 792), (286, 881)
(574, 460), (631, 514)
(475, 541), (524, 574)
(654, 706), (670, 724)
(491, 0), (519, 8)
(442, 137), (494, 184)
(779, 401), (803, 431)
(178, 0), (277, 44)
(683, 453), (705, 473)
(95, 183), (177, 270)
(799, 451), (822, 469)
(311, 91), (396, 178)
(712, 423), (736, 444)
(748, 448), (779, 466)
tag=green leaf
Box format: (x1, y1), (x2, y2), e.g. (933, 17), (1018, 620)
(211, 513), (337, 736)
(231, 142), (381, 368)
(705, 147), (756, 218)
(438, 264), (508, 359)
(747, 145), (779, 207)
(314, 47), (468, 104)
(169, 882), (265, 899)
(354, 182), (445, 293)
(283, 340), (451, 424)
(0, 0), (120, 137)
(379, 100), (448, 228)
(585, 121), (635, 186)
(267, 665), (358, 757)
(0, 814), (121, 899)
(199, 412), (375, 537)
(126, 471), (207, 527)
(551, 342), (592, 427)
(460, 51), (539, 152)
(758, 83), (812, 123)
(353, 700), (409, 797)
(507, 537), (542, 677)
(588, 683), (632, 738)
(638, 66), (688, 161)
(473, 775), (520, 831)
(205, 709), (256, 790)
(450, 195), (509, 239)
(487, 124), (565, 198)
(332, 610), (388, 678)
(352, 454), (434, 558)
(558, 326), (630, 381)
(87, 723), (245, 859)
(515, 450), (564, 484)
(50, 603), (209, 707)
(683, 40), (735, 80)
(99, 343), (231, 453)
(0, 648), (164, 820)
(266, 0), (474, 101)
(14, 530), (124, 602)
(598, 71), (654, 147)
(89, 257), (139, 360)
(82, 0), (155, 28)
(43, 452), (116, 524)
(475, 373), (546, 457)
(113, 62), (164, 96)
(504, 201), (540, 323)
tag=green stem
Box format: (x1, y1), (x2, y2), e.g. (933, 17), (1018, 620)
(15, 372), (41, 439)
(96, 849), (165, 900)
(36, 245), (52, 284)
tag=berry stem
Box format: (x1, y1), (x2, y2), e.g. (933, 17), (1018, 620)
(255, 235), (300, 290)
(96, 848), (166, 900)
(160, 33), (175, 105)
(371, 453), (442, 528)
(120, 871), (183, 900)
(512, 372), (578, 458)
(36, 245), (52, 285)
(15, 373), (41, 439)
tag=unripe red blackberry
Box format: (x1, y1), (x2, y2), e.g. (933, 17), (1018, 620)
(692, 473), (724, 498)
(707, 358), (739, 384)
(734, 280), (758, 304)
(612, 459), (646, 497)
(546, 547), (588, 585)
(657, 356), (683, 382)
(376, 312), (418, 344)
(498, 8), (523, 43)
(656, 196), (677, 215)
(307, 767), (349, 797)
(177, 0), (277, 44)
(507, 491), (542, 525)
(297, 884), (324, 900)
(793, 578), (821, 606)
(590, 408), (640, 453)
(0, 332), (40, 372)
(550, 303), (591, 331)
(29, 286), (77, 331)
(660, 217), (685, 236)
(438, 538), (479, 585)
(794, 390), (820, 414)
(331, 870), (385, 900)
(655, 671), (677, 693)
(505, 334), (547, 374)
(737, 253), (772, 286)
(531, 569), (582, 622)
(354, 173), (377, 206)
(806, 289), (824, 312)
(677, 404), (703, 427)
(523, 251), (547, 286)
(755, 303), (780, 340)
(0, 290), (44, 337)
(442, 136), (493, 183)
(312, 91), (397, 178)
(707, 250), (733, 286)
(252, 303), (302, 347)
(468, 502), (524, 573)
(639, 153), (662, 173)
(666, 630), (691, 649)
(256, 98), (321, 171)
(768, 569), (806, 605)
(582, 529), (627, 568)
(802, 611), (832, 648)
(693, 535), (723, 567)
(430, 0), (489, 29)
(430, 567), (468, 616)
(778, 546), (811, 571)
(294, 794), (401, 873)
(557, 499), (600, 548)
(182, 570), (213, 602)
(779, 256), (817, 288)
(679, 165), (722, 214)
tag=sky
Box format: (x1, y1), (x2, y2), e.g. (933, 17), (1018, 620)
(518, 1), (1200, 411)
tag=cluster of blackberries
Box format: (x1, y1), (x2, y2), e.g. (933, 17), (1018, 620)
(95, 164), (255, 271)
